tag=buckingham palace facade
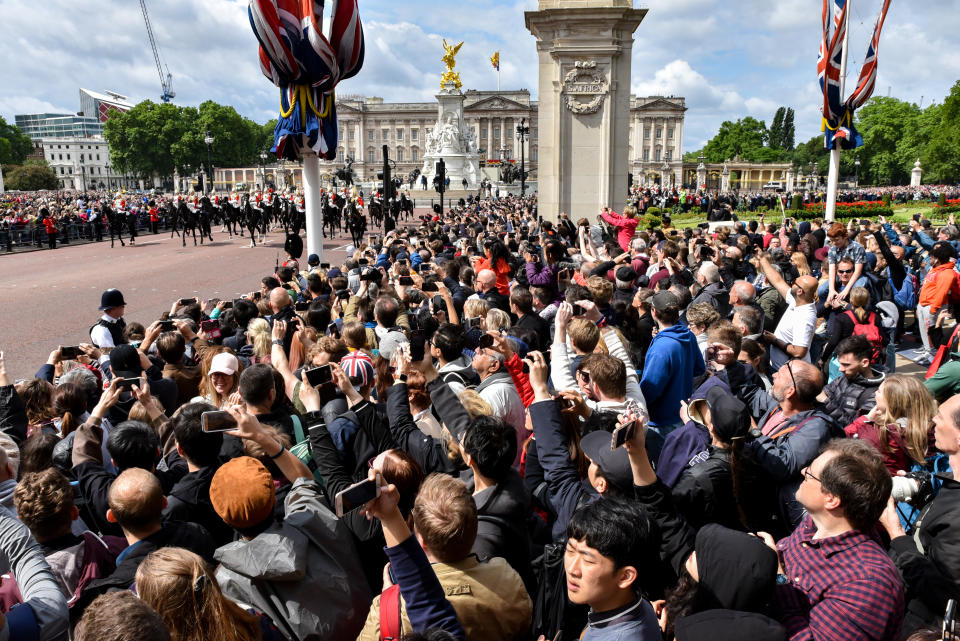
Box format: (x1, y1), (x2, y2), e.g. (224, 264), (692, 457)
(325, 91), (687, 187)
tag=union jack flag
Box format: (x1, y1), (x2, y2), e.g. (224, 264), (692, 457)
(249, 0), (365, 160)
(817, 0), (891, 150)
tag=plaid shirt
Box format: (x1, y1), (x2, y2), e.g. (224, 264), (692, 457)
(773, 515), (904, 641)
(827, 240), (867, 265)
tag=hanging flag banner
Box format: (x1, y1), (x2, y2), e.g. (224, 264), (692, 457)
(817, 0), (892, 150)
(491, 51), (500, 71)
(248, 0), (365, 160)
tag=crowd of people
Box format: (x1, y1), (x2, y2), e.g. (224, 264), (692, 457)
(0, 192), (959, 641)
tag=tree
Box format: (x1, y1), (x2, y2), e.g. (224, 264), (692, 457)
(782, 108), (795, 151)
(857, 96), (922, 185)
(701, 116), (771, 163)
(4, 160), (59, 191)
(769, 107), (786, 150)
(0, 117), (34, 166)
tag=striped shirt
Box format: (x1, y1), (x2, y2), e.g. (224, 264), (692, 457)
(774, 515), (904, 641)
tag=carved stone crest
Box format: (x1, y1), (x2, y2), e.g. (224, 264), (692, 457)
(562, 60), (608, 115)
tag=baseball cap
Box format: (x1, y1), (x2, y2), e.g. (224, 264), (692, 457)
(210, 456), (277, 530)
(345, 244), (356, 255)
(687, 386), (750, 442)
(326, 267), (343, 279)
(579, 430), (635, 494)
(209, 353), (239, 377)
(307, 253), (320, 266)
(377, 331), (409, 362)
(341, 351), (375, 388)
(99, 289), (127, 310)
(650, 291), (680, 314)
(109, 344), (143, 380)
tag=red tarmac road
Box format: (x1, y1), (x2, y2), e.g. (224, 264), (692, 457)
(0, 217), (411, 380)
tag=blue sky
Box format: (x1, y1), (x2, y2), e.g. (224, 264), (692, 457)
(1, 0), (958, 153)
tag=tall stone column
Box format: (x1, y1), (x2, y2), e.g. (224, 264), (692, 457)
(526, 0), (646, 222)
(786, 168), (795, 192)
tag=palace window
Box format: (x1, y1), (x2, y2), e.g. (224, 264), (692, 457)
(643, 149), (649, 161)
(349, 129), (355, 140)
(412, 148), (418, 162)
(656, 128), (662, 139)
(654, 148), (661, 161)
(666, 150), (672, 161)
(397, 128), (404, 140)
(367, 149), (375, 162)
(368, 131), (374, 141)
(397, 148), (404, 162)
(382, 128), (389, 140)
(644, 128), (650, 139)
(494, 127), (500, 139)
(667, 128), (674, 139)
(411, 129), (418, 141)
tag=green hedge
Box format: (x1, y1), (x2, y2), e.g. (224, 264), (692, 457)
(791, 194), (803, 211)
(798, 205), (895, 220)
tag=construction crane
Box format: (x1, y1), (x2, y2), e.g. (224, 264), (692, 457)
(139, 0), (175, 103)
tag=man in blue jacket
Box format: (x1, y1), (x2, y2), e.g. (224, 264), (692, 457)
(639, 292), (705, 463)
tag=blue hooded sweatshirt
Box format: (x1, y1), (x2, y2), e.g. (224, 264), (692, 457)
(640, 323), (705, 427)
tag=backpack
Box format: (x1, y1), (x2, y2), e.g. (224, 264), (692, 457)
(844, 310), (884, 364)
(530, 542), (588, 641)
(379, 584), (402, 641)
(892, 271), (919, 311)
(863, 271), (894, 308)
(288, 415), (325, 486)
(441, 367), (479, 390)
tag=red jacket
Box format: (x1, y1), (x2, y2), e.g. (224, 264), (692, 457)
(42, 218), (57, 234)
(919, 261), (960, 313)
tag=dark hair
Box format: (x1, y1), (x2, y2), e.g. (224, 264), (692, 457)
(276, 266), (294, 283)
(106, 420), (160, 470)
(75, 591), (172, 641)
(54, 382), (87, 437)
(931, 240), (957, 263)
(461, 415), (516, 482)
(374, 295), (400, 327)
(820, 438), (892, 531)
(156, 332), (186, 365)
(171, 403), (222, 467)
(307, 301), (332, 332)
(565, 284), (593, 305)
(20, 432), (59, 477)
(232, 299), (259, 329)
(835, 334), (873, 363)
(431, 323), (466, 362)
(510, 287), (534, 315)
(239, 363), (276, 407)
(567, 498), (658, 574)
(14, 468), (74, 542)
(545, 240), (565, 263)
(261, 276), (282, 290)
(485, 239), (510, 270)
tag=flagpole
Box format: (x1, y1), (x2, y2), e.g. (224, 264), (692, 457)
(497, 66), (501, 93)
(825, 0), (851, 223)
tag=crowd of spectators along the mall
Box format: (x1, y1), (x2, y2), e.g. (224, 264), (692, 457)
(2, 193), (960, 641)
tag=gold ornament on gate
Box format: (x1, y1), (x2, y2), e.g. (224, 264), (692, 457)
(440, 39), (464, 90)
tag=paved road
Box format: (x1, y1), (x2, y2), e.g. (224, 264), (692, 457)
(0, 216), (417, 380)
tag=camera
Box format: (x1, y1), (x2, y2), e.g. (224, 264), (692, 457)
(891, 471), (935, 508)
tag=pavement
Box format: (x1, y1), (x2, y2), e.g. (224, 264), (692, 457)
(0, 215), (421, 380)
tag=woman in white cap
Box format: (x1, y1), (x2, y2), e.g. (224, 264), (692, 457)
(194, 350), (242, 408)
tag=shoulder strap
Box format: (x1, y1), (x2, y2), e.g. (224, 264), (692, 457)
(844, 310), (858, 325)
(768, 414), (817, 440)
(290, 414), (305, 444)
(379, 583), (402, 641)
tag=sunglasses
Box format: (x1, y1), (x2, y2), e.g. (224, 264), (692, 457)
(578, 370), (591, 383)
(837, 269), (853, 274)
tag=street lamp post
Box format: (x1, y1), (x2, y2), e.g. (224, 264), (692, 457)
(204, 128), (214, 194)
(259, 151), (268, 190)
(515, 118), (529, 197)
(854, 156), (861, 188)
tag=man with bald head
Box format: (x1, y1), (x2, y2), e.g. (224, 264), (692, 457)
(690, 261), (731, 317)
(749, 358), (843, 529)
(757, 252), (819, 372)
(77, 468), (216, 606)
(268, 285), (298, 356)
(474, 268), (509, 312)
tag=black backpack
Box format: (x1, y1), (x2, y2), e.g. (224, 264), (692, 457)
(530, 542), (589, 641)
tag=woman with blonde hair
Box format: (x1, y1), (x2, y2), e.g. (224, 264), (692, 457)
(790, 252), (812, 277)
(136, 547), (285, 641)
(845, 375), (938, 474)
(245, 318), (272, 364)
(195, 348), (242, 409)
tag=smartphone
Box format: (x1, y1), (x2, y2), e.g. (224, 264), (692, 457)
(327, 322), (341, 339)
(253, 291), (262, 301)
(118, 377), (141, 391)
(200, 410), (238, 433)
(421, 281), (438, 293)
(335, 475), (381, 517)
(337, 290), (351, 301)
(221, 301), (233, 310)
(478, 333), (495, 349)
(358, 258), (369, 266)
(912, 213), (921, 223)
(398, 276), (414, 286)
(60, 346), (81, 360)
(611, 418), (637, 449)
(409, 330), (427, 362)
(295, 301), (311, 311)
(571, 303), (585, 317)
(305, 364), (333, 387)
(179, 297), (196, 306)
(201, 318), (222, 340)
(558, 268), (570, 280)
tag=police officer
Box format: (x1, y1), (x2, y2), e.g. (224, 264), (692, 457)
(90, 289), (128, 349)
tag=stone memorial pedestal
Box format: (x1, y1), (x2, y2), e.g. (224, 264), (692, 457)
(525, 0), (646, 222)
(421, 82), (481, 190)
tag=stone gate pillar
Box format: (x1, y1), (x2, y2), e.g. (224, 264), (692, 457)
(525, 0), (646, 222)
(911, 159), (922, 187)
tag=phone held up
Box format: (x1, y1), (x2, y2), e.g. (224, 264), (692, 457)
(335, 474), (382, 517)
(200, 410), (238, 433)
(611, 401), (644, 450)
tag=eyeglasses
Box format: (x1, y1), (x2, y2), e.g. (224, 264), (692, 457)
(802, 467), (821, 484)
(578, 370), (591, 383)
(785, 360), (798, 393)
(837, 269), (853, 274)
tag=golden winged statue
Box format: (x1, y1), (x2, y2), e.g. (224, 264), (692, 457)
(440, 39), (464, 90)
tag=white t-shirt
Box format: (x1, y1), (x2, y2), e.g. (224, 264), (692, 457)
(771, 291), (816, 371)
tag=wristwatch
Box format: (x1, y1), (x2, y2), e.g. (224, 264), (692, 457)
(272, 339), (284, 346)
